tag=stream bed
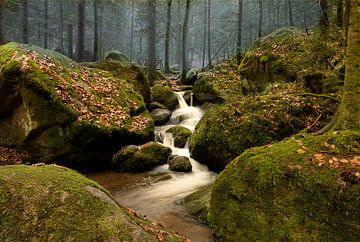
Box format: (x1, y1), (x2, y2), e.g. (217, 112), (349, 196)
(87, 92), (216, 241)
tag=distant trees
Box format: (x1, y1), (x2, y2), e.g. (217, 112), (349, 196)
(147, 0), (157, 85)
(164, 0), (172, 73)
(180, 0), (191, 83)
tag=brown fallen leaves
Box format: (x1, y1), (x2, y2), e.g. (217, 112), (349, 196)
(0, 146), (27, 164)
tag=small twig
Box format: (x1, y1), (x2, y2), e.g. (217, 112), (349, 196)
(307, 113), (322, 132)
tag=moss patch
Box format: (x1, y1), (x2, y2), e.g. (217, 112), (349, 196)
(208, 131), (360, 241)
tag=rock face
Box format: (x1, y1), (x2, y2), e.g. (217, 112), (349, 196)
(150, 108), (171, 126)
(166, 125), (192, 148)
(190, 84), (338, 172)
(168, 156), (192, 172)
(105, 50), (128, 62)
(0, 164), (185, 241)
(111, 142), (172, 172)
(0, 43), (154, 167)
(184, 185), (212, 224)
(209, 131), (360, 241)
(151, 84), (179, 110)
(193, 75), (224, 104)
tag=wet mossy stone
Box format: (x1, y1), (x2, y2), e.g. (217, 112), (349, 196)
(151, 108), (171, 126)
(148, 101), (167, 111)
(105, 50), (128, 62)
(193, 75), (224, 104)
(0, 164), (185, 241)
(209, 131), (360, 241)
(0, 42), (153, 167)
(184, 69), (198, 85)
(168, 156), (192, 173)
(190, 84), (338, 172)
(166, 125), (192, 148)
(111, 142), (172, 172)
(151, 84), (178, 111)
(184, 185), (212, 224)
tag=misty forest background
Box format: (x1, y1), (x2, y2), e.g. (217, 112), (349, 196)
(0, 0), (323, 72)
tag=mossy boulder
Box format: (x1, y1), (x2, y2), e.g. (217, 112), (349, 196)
(184, 185), (212, 224)
(193, 75), (224, 104)
(209, 131), (360, 241)
(110, 142), (172, 172)
(148, 101), (167, 111)
(184, 69), (198, 85)
(190, 84), (338, 172)
(0, 42), (153, 168)
(151, 108), (171, 126)
(151, 84), (179, 110)
(168, 156), (192, 172)
(0, 164), (185, 241)
(104, 50), (128, 62)
(166, 125), (192, 148)
(89, 60), (151, 103)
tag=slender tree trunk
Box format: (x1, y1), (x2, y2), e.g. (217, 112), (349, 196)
(67, 24), (73, 59)
(207, 0), (212, 68)
(319, 0), (329, 30)
(77, 0), (86, 61)
(98, 4), (104, 59)
(44, 0), (48, 49)
(176, 0), (182, 65)
(237, 0), (243, 64)
(180, 0), (191, 83)
(287, 0), (293, 26)
(337, 0), (344, 27)
(130, 2), (134, 62)
(258, 0), (262, 38)
(165, 0), (172, 73)
(59, 1), (64, 52)
(147, 0), (157, 85)
(202, 0), (207, 69)
(23, 0), (29, 44)
(333, 0), (360, 131)
(93, 0), (98, 61)
(0, 3), (4, 44)
(344, 0), (351, 43)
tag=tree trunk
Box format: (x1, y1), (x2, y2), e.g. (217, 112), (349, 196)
(164, 0), (172, 73)
(44, 0), (48, 49)
(345, 0), (351, 43)
(258, 0), (262, 38)
(333, 0), (360, 131)
(0, 2), (4, 44)
(207, 0), (212, 68)
(180, 0), (191, 83)
(237, 0), (243, 64)
(337, 0), (344, 27)
(77, 0), (86, 61)
(147, 0), (157, 85)
(67, 24), (73, 59)
(93, 0), (98, 61)
(130, 1), (135, 62)
(59, 1), (64, 53)
(202, 0), (207, 69)
(287, 0), (293, 26)
(319, 0), (329, 30)
(23, 0), (29, 44)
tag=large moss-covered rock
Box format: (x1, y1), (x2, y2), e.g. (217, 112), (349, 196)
(151, 108), (171, 126)
(89, 60), (151, 103)
(168, 156), (192, 172)
(151, 84), (178, 110)
(184, 185), (212, 224)
(209, 131), (360, 241)
(110, 142), (171, 172)
(0, 164), (185, 241)
(193, 75), (224, 104)
(166, 125), (192, 148)
(190, 84), (338, 172)
(105, 50), (128, 62)
(0, 42), (154, 167)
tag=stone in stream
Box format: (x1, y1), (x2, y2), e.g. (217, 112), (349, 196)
(151, 84), (179, 110)
(150, 108), (172, 126)
(168, 156), (192, 173)
(193, 74), (225, 104)
(165, 126), (192, 148)
(148, 101), (167, 111)
(0, 164), (186, 241)
(111, 142), (171, 172)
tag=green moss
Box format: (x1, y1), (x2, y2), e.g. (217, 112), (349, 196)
(151, 84), (178, 110)
(209, 131), (360, 241)
(166, 125), (192, 148)
(184, 185), (212, 223)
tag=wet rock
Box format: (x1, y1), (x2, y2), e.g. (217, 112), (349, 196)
(166, 126), (192, 148)
(105, 50), (128, 62)
(148, 102), (168, 111)
(111, 142), (172, 172)
(151, 108), (171, 126)
(168, 156), (192, 173)
(193, 75), (224, 104)
(184, 185), (212, 224)
(184, 69), (198, 85)
(151, 84), (178, 110)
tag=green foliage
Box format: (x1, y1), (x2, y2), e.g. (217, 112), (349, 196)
(209, 131), (360, 241)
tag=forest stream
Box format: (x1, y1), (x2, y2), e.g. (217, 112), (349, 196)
(87, 92), (217, 242)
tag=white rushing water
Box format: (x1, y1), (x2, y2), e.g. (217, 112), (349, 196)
(115, 92), (216, 241)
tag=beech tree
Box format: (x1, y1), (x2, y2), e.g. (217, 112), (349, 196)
(180, 0), (191, 83)
(147, 0), (157, 85)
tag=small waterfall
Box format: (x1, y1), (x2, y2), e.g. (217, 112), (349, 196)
(162, 132), (174, 148)
(175, 92), (189, 109)
(190, 93), (194, 107)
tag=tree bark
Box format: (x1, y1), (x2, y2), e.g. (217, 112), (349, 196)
(44, 0), (48, 49)
(23, 0), (29, 44)
(130, 1), (135, 62)
(59, 1), (64, 53)
(147, 0), (157, 85)
(67, 24), (73, 59)
(207, 0), (212, 68)
(237, 0), (243, 64)
(202, 0), (207, 69)
(0, 2), (4, 44)
(258, 0), (262, 38)
(93, 0), (98, 61)
(180, 0), (191, 83)
(319, 0), (329, 30)
(337, 0), (344, 27)
(333, 0), (360, 131)
(77, 0), (86, 61)
(345, 0), (351, 43)
(164, 0), (172, 73)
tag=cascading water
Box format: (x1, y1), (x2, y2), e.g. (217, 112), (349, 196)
(114, 92), (216, 242)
